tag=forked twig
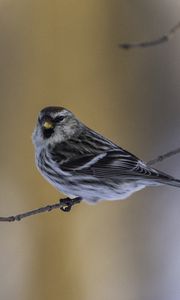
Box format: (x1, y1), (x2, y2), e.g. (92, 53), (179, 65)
(119, 21), (180, 49)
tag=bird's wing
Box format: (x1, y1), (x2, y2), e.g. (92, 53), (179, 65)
(50, 125), (172, 181)
(57, 148), (167, 180)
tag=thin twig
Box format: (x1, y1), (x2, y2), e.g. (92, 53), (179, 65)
(118, 21), (180, 50)
(0, 197), (82, 222)
(147, 147), (180, 166)
(0, 146), (180, 222)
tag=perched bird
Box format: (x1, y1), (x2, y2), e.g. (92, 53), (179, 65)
(32, 106), (180, 203)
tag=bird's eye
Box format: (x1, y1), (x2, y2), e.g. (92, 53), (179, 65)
(54, 115), (65, 123)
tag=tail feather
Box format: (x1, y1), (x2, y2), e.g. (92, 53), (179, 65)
(159, 177), (180, 188)
(146, 168), (180, 188)
(153, 168), (180, 188)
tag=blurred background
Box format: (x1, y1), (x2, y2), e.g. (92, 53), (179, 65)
(0, 0), (180, 299)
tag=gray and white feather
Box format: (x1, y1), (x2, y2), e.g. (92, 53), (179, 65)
(32, 106), (180, 202)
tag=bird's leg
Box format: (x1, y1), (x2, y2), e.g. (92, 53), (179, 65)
(60, 197), (82, 212)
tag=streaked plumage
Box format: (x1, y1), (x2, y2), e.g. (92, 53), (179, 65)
(32, 106), (180, 203)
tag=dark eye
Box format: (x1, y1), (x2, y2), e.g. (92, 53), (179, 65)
(54, 116), (65, 123)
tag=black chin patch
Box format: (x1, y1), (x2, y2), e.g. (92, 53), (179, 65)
(43, 128), (54, 139)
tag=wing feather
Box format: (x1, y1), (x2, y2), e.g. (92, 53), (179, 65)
(56, 149), (162, 180)
(50, 128), (171, 181)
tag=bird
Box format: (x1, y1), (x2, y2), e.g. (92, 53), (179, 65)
(32, 106), (180, 204)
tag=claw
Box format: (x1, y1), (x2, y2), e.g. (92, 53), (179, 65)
(60, 204), (72, 212)
(59, 197), (82, 213)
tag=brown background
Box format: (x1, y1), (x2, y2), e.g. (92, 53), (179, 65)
(0, 1), (180, 299)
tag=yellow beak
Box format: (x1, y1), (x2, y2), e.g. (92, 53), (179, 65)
(43, 121), (53, 129)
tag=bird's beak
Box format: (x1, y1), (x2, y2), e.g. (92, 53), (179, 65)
(42, 120), (54, 129)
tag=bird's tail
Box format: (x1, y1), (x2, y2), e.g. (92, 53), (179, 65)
(159, 177), (180, 188)
(152, 168), (180, 188)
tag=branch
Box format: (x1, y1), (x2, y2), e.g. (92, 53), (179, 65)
(0, 197), (82, 222)
(118, 21), (180, 50)
(147, 147), (180, 165)
(0, 146), (180, 222)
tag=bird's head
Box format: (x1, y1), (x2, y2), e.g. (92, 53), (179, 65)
(32, 106), (81, 147)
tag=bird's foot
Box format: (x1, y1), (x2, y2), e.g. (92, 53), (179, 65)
(60, 197), (82, 212)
